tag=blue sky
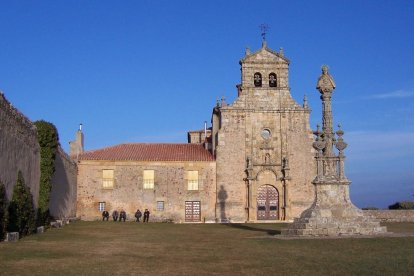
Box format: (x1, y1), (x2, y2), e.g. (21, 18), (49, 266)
(1, 1), (413, 208)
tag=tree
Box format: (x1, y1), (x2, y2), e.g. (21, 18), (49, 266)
(0, 181), (7, 241)
(7, 171), (36, 237)
(34, 120), (59, 226)
(388, 201), (414, 210)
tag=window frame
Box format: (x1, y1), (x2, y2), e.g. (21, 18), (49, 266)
(102, 169), (114, 189)
(98, 202), (106, 212)
(187, 170), (199, 191)
(157, 201), (165, 211)
(143, 170), (155, 189)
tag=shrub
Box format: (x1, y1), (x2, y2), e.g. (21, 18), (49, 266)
(7, 171), (36, 237)
(388, 201), (414, 210)
(362, 207), (379, 210)
(0, 181), (7, 241)
(34, 120), (59, 226)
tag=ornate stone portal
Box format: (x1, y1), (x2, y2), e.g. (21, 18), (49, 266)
(283, 66), (387, 236)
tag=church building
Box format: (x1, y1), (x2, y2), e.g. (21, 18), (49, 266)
(74, 41), (316, 222)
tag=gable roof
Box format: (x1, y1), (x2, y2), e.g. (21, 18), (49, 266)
(240, 43), (290, 64)
(78, 143), (215, 162)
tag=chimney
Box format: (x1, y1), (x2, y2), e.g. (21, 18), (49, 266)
(204, 121), (208, 150)
(69, 123), (84, 158)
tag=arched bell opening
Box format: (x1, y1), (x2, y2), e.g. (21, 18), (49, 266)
(254, 72), (262, 87)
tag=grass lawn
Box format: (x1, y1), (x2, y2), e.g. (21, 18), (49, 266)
(0, 222), (413, 275)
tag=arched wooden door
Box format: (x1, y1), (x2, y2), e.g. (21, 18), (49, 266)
(257, 185), (279, 220)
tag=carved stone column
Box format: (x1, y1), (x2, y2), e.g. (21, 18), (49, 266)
(281, 157), (291, 220)
(282, 66), (386, 236)
(245, 157), (254, 222)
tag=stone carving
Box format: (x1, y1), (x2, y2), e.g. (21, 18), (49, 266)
(264, 153), (270, 164)
(5, 232), (19, 242)
(312, 124), (326, 152)
(246, 157), (252, 169)
(335, 124), (347, 152)
(302, 95), (308, 109)
(316, 65), (336, 93)
(245, 47), (251, 56)
(50, 220), (64, 228)
(283, 66), (387, 236)
(37, 226), (45, 234)
(282, 157), (289, 169)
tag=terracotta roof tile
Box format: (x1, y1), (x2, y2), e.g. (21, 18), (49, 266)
(78, 143), (215, 162)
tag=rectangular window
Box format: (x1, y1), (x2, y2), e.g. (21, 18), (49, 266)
(102, 169), (114, 189)
(157, 201), (164, 211)
(187, 171), (199, 191)
(143, 170), (155, 189)
(98, 202), (106, 212)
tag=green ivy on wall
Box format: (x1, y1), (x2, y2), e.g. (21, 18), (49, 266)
(34, 120), (59, 226)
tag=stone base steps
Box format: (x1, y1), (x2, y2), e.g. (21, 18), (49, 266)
(282, 216), (387, 236)
(282, 226), (387, 236)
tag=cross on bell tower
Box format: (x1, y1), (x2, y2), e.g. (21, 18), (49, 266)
(259, 24), (269, 42)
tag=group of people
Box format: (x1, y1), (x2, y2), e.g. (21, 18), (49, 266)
(134, 209), (150, 223)
(110, 210), (127, 222)
(102, 208), (150, 222)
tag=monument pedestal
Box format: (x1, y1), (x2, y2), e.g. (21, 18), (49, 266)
(282, 181), (386, 236)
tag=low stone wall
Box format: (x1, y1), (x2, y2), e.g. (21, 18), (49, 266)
(363, 210), (414, 222)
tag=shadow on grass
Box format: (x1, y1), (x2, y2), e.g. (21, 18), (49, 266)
(223, 223), (282, 235)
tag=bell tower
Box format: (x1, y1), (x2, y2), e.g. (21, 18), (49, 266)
(239, 41), (290, 96)
(212, 37), (315, 222)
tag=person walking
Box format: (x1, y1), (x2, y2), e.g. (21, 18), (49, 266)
(143, 209), (150, 223)
(135, 209), (142, 222)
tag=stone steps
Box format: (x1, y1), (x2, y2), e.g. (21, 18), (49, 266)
(283, 214), (387, 236)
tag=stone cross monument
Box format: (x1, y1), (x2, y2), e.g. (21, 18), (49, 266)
(283, 66), (387, 236)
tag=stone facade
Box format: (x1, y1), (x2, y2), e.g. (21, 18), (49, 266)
(0, 92), (40, 206)
(187, 128), (211, 144)
(75, 42), (318, 222)
(77, 159), (216, 222)
(212, 42), (315, 222)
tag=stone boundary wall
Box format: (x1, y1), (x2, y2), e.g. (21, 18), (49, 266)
(364, 210), (414, 222)
(0, 92), (40, 206)
(49, 146), (77, 219)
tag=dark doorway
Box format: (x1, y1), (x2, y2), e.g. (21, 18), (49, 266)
(257, 185), (279, 220)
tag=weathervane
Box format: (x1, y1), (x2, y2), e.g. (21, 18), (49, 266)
(259, 24), (269, 41)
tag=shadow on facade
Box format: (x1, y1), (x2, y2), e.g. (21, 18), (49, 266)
(218, 185), (228, 222)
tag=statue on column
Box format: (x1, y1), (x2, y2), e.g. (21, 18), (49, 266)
(282, 65), (386, 236)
